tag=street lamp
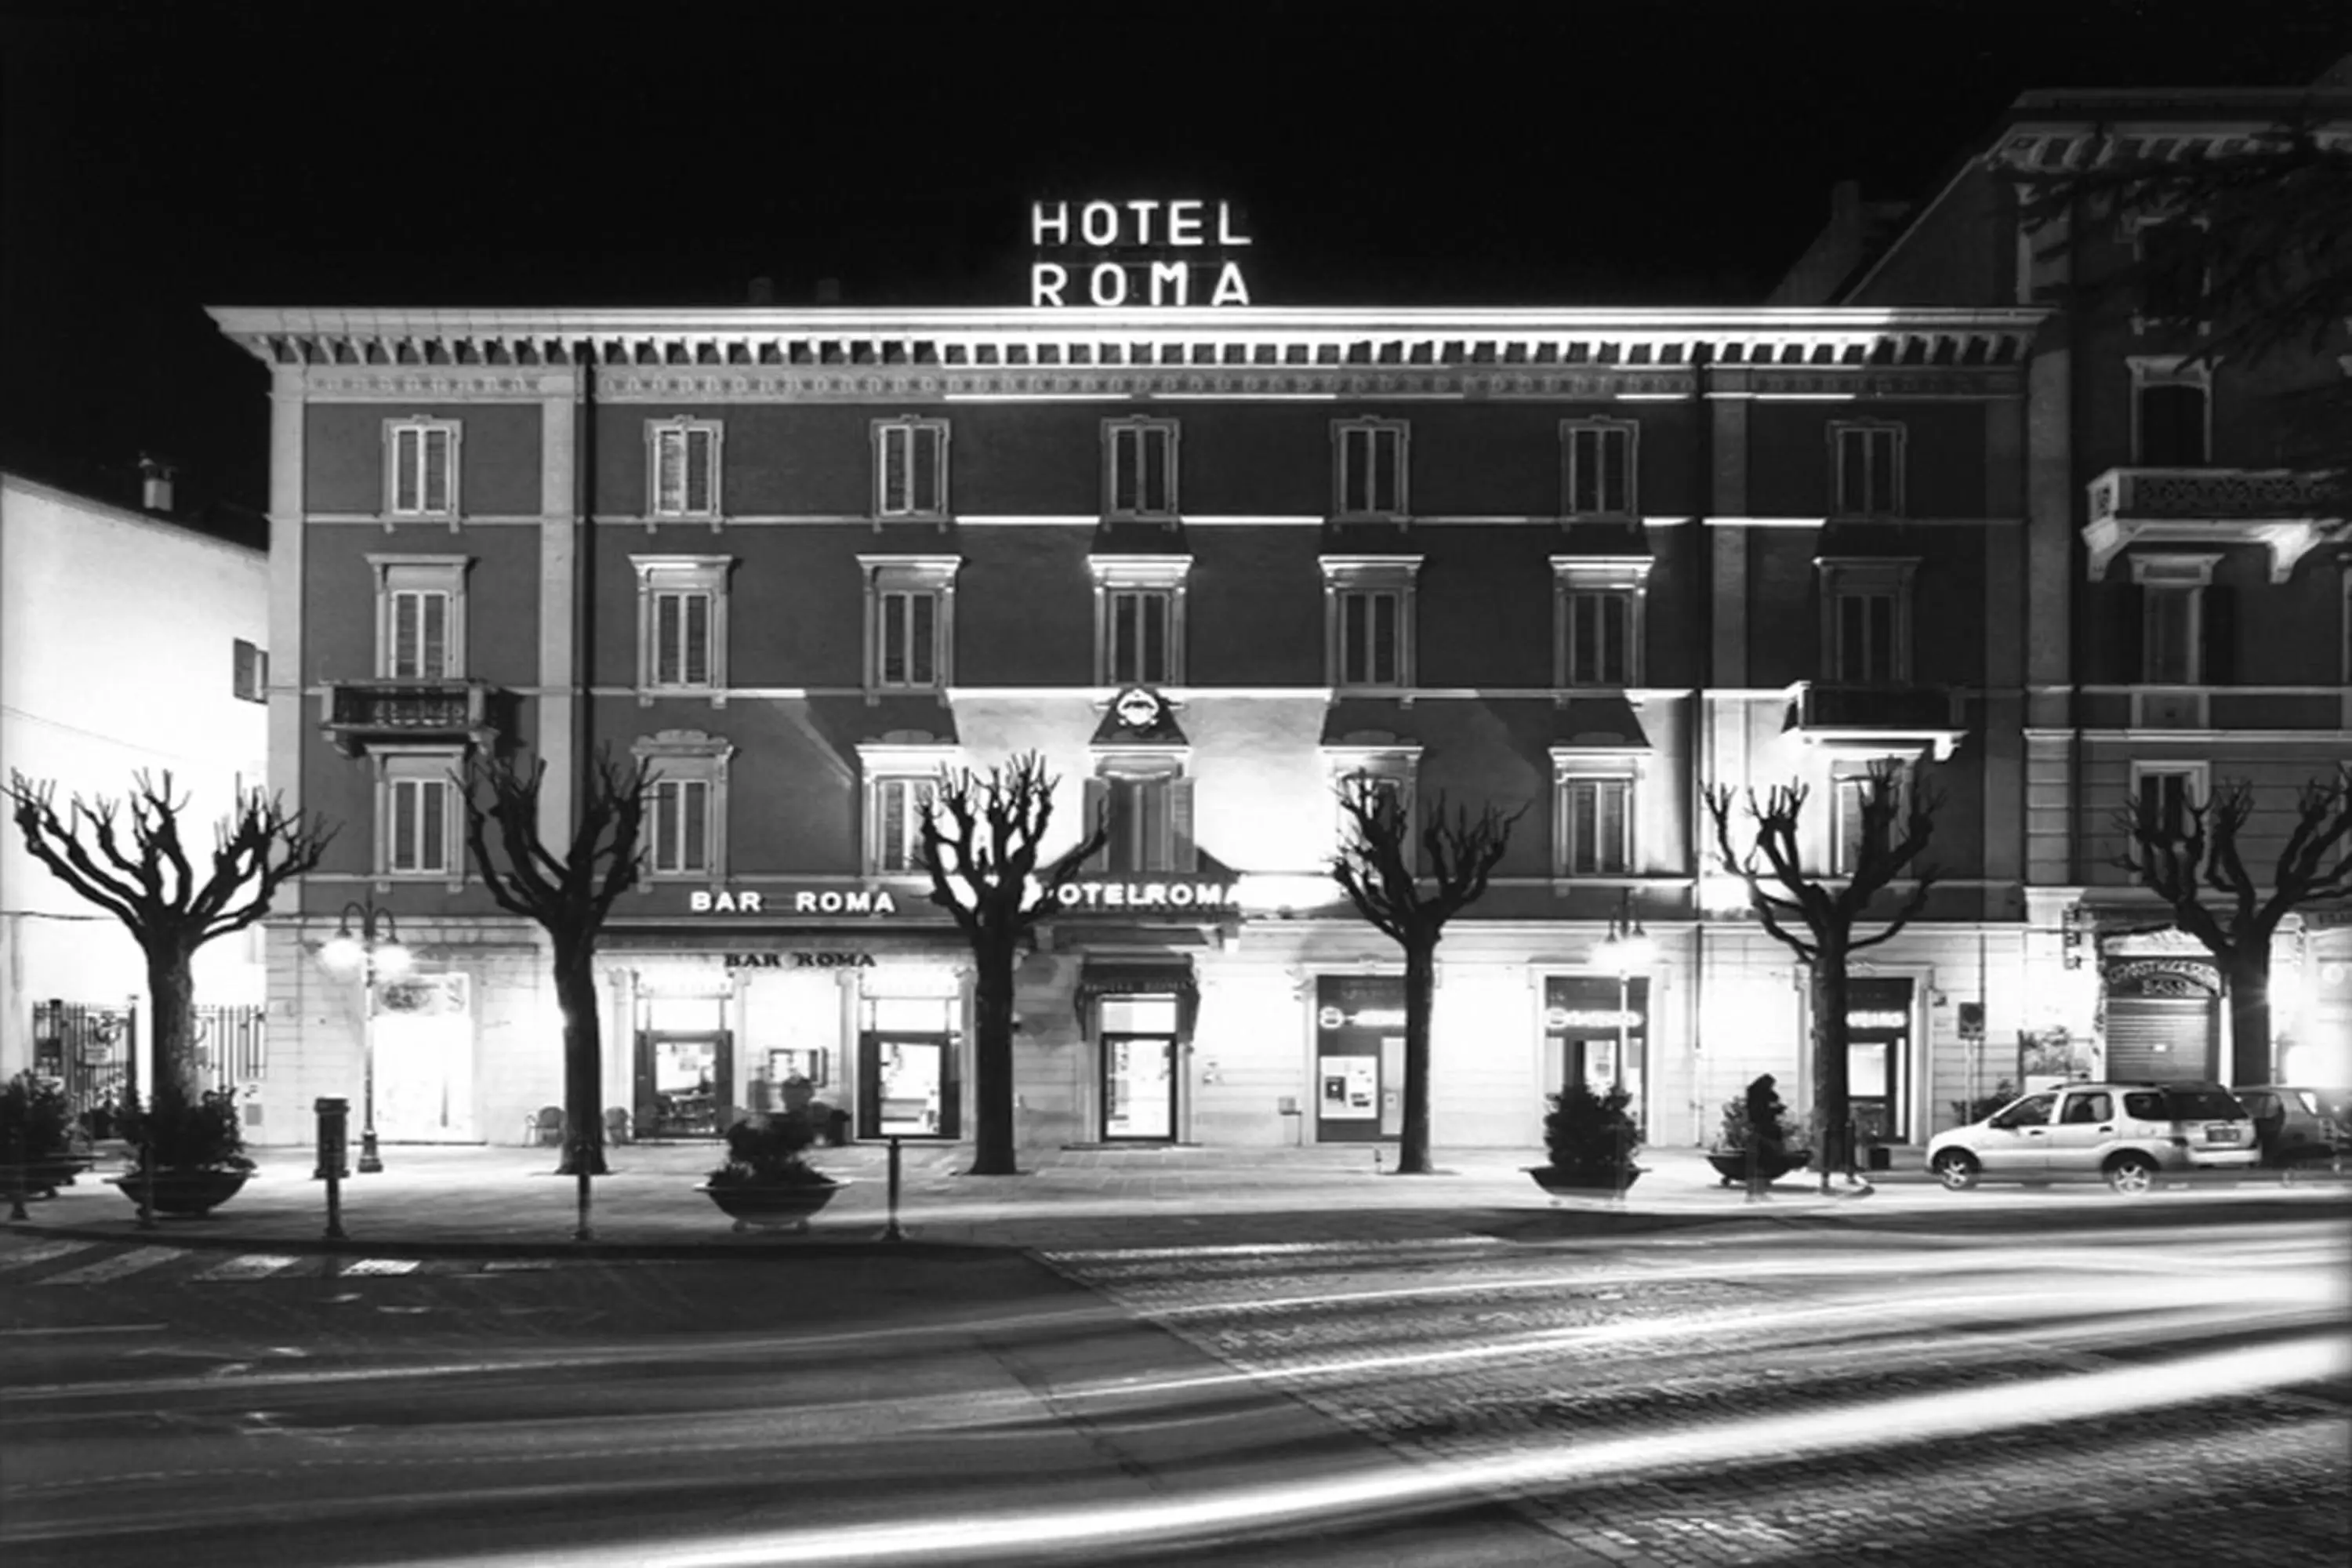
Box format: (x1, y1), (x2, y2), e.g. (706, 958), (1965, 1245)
(1597, 891), (1653, 1098)
(318, 900), (409, 1173)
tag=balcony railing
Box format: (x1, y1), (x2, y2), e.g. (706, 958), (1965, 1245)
(2084, 466), (2342, 583)
(321, 680), (498, 756)
(1784, 682), (1966, 759)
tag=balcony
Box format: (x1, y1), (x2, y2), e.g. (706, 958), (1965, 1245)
(2085, 467), (2343, 583)
(321, 680), (500, 757)
(1783, 682), (1965, 760)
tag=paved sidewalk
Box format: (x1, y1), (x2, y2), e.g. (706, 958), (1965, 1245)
(8, 1139), (2332, 1259)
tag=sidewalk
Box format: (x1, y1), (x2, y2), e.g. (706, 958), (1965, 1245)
(5, 1141), (1944, 1258)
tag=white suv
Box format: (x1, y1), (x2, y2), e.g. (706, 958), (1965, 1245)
(1926, 1082), (2259, 1194)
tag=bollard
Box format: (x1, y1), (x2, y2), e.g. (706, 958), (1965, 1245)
(315, 1098), (349, 1240)
(7, 1129), (29, 1223)
(573, 1132), (593, 1243)
(882, 1135), (906, 1243)
(137, 1127), (157, 1231)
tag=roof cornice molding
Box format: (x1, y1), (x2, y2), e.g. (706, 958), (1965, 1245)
(208, 305), (2047, 378)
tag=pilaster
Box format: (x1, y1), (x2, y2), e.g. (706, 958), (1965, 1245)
(538, 379), (580, 844)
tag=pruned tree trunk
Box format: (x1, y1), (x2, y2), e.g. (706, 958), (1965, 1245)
(143, 942), (200, 1117)
(1809, 946), (1850, 1192)
(553, 937), (606, 1177)
(2223, 941), (2274, 1087)
(971, 927), (1019, 1176)
(1397, 937), (1436, 1174)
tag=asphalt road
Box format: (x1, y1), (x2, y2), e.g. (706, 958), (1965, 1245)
(3, 1197), (2347, 1568)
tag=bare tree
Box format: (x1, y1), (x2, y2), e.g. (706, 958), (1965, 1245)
(6, 770), (334, 1119)
(1704, 760), (1942, 1191)
(1330, 782), (1524, 1176)
(913, 752), (1108, 1177)
(2114, 771), (2352, 1084)
(459, 752), (649, 1177)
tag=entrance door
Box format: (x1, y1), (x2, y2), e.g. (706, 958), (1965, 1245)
(373, 1013), (475, 1142)
(638, 1032), (732, 1138)
(860, 1033), (958, 1138)
(1103, 1035), (1176, 1140)
(1316, 975), (1403, 1143)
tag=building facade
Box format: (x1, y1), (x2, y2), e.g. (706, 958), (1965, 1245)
(210, 301), (2049, 1152)
(0, 469), (271, 1107)
(1807, 69), (2352, 1093)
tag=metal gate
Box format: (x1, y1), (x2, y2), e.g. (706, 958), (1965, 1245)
(2105, 997), (2218, 1082)
(193, 1005), (267, 1087)
(30, 1000), (139, 1118)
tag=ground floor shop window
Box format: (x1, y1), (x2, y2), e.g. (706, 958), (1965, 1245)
(1101, 995), (1179, 1140)
(1844, 977), (1914, 1143)
(634, 993), (732, 1140)
(1541, 975), (1650, 1121)
(1315, 975), (1404, 1142)
(858, 996), (960, 1138)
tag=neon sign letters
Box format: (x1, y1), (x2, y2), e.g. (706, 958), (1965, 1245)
(1029, 199), (1253, 308)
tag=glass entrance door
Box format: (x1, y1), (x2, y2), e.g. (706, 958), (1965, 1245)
(639, 1032), (732, 1138)
(1103, 1035), (1176, 1140)
(860, 1033), (958, 1138)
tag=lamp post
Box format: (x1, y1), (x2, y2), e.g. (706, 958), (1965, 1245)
(1597, 891), (1653, 1099)
(318, 901), (410, 1174)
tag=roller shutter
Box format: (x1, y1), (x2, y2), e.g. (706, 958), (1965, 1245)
(2104, 997), (2216, 1083)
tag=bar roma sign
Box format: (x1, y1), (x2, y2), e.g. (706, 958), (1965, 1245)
(1029, 199), (1254, 308)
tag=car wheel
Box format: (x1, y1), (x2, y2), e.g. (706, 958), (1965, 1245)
(2105, 1153), (2159, 1195)
(1931, 1149), (1980, 1190)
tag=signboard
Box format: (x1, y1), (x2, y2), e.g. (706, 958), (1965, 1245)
(372, 973), (470, 1018)
(724, 952), (877, 970)
(1051, 878), (1238, 913)
(1029, 198), (1254, 308)
(688, 886), (903, 916)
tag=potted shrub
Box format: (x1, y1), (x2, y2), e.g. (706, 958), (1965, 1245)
(1705, 1073), (1811, 1187)
(2, 1071), (90, 1199)
(698, 1110), (847, 1232)
(109, 1086), (256, 1217)
(1526, 1080), (1645, 1196)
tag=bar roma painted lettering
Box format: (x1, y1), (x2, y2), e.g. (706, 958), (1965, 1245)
(1029, 199), (1253, 308)
(723, 952), (877, 969)
(688, 889), (902, 915)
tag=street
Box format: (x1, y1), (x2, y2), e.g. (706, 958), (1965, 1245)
(3, 1196), (2347, 1567)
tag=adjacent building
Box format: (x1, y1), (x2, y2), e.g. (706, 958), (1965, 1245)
(1788, 64), (2352, 1093)
(0, 466), (271, 1109)
(210, 299), (2048, 1152)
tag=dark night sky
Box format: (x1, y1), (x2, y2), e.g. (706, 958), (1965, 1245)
(4, 0), (2347, 534)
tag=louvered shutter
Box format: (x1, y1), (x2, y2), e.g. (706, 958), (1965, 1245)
(2200, 583), (2234, 685)
(1168, 778), (1197, 872)
(2114, 581), (2143, 683)
(1082, 779), (1111, 872)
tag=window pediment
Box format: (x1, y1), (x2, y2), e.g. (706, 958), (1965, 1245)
(1319, 554), (1423, 589)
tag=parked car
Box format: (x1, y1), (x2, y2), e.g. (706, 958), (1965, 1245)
(1926, 1081), (2259, 1194)
(2230, 1086), (2350, 1169)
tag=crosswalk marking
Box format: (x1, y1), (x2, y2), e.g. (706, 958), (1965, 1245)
(193, 1254), (304, 1281)
(34, 1246), (184, 1287)
(0, 1240), (95, 1271)
(337, 1258), (420, 1276)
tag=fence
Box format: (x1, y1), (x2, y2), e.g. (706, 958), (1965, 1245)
(27, 1000), (266, 1117)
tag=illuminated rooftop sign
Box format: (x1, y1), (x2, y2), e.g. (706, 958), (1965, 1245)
(1029, 199), (1253, 308)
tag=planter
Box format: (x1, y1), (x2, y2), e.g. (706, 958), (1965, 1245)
(6, 1155), (96, 1199)
(108, 1167), (252, 1218)
(1705, 1149), (1812, 1188)
(699, 1178), (847, 1232)
(1526, 1164), (1643, 1197)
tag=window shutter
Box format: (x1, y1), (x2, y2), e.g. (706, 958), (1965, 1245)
(1169, 777), (1197, 872)
(684, 593), (711, 686)
(424, 430), (451, 513)
(2114, 581), (2144, 683)
(2200, 583), (2234, 685)
(1082, 778), (1111, 873)
(684, 779), (710, 872)
(915, 426), (942, 514)
(909, 593), (938, 686)
(877, 781), (906, 871)
(687, 428), (714, 514)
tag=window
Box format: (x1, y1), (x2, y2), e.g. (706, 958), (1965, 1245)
(633, 729), (734, 880)
(1083, 765), (1196, 873)
(368, 555), (470, 681)
(1831, 761), (1911, 877)
(2133, 220), (2210, 328)
(861, 556), (959, 693)
(375, 750), (463, 880)
(1330, 753), (1420, 870)
(870, 776), (939, 874)
(1553, 557), (1650, 688)
(2130, 358), (2211, 467)
(1560, 419), (1636, 517)
(1090, 555), (1189, 687)
(1995, 1093), (2056, 1129)
(875, 419), (949, 519)
(232, 639), (267, 704)
(632, 556), (732, 696)
(2060, 1091), (2113, 1125)
(1334, 419), (1408, 519)
(648, 419), (722, 519)
(1322, 556), (1421, 690)
(385, 419), (459, 518)
(1104, 419), (1178, 519)
(2131, 553), (2217, 684)
(1561, 777), (1633, 876)
(1830, 422), (1904, 517)
(1817, 558), (1918, 684)
(2131, 762), (2207, 840)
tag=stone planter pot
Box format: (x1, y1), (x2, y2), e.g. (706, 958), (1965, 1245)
(108, 1167), (252, 1218)
(6, 1154), (95, 1200)
(1525, 1164), (1643, 1197)
(1704, 1150), (1811, 1188)
(699, 1178), (847, 1232)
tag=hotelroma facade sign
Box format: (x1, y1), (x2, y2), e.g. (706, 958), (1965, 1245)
(1029, 199), (1254, 308)
(684, 878), (1240, 917)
